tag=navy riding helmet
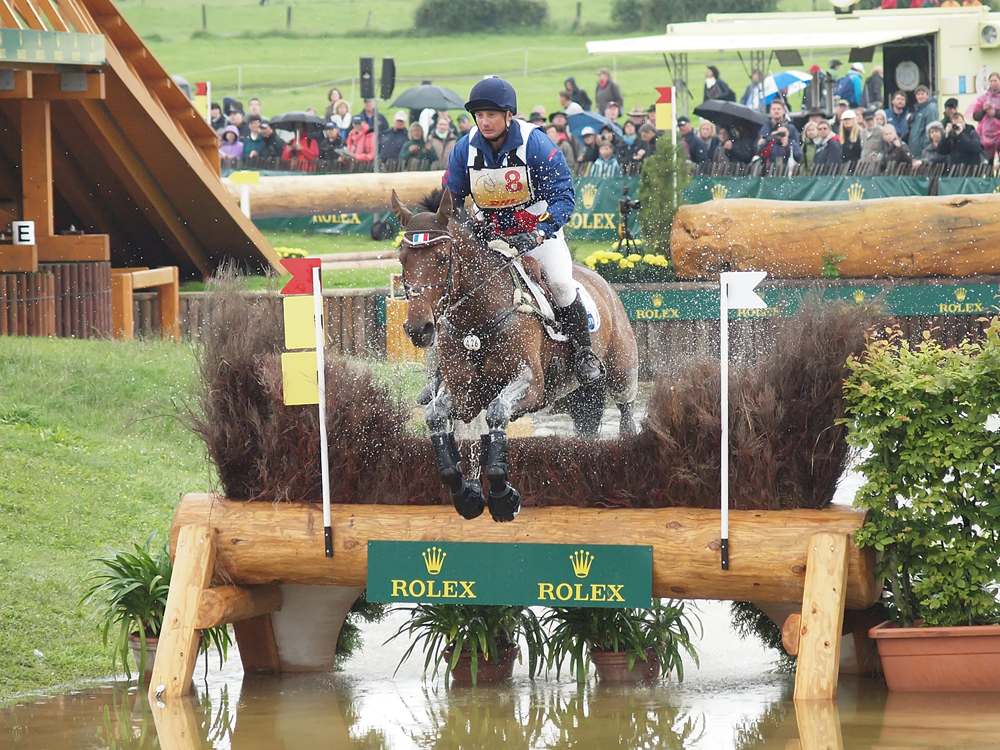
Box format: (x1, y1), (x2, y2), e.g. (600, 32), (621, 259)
(465, 77), (517, 115)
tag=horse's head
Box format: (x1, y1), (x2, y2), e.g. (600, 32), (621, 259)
(391, 189), (454, 348)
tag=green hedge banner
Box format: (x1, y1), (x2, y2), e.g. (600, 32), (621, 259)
(619, 283), (998, 322)
(254, 212), (401, 236)
(936, 178), (1000, 196)
(682, 177), (930, 204)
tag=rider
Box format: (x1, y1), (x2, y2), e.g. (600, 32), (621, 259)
(443, 76), (603, 385)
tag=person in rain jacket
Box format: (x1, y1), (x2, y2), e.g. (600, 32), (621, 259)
(564, 77), (591, 111)
(943, 112), (986, 166)
(703, 66), (736, 103)
(218, 125), (243, 160)
(443, 76), (601, 385)
(835, 63), (864, 107)
(968, 70), (1000, 163)
(343, 116), (375, 162)
(906, 85), (939, 158)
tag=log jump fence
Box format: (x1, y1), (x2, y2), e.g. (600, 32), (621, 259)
(149, 495), (881, 707)
(0, 261), (112, 339)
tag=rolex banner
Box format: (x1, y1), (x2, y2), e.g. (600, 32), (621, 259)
(683, 176), (930, 204)
(366, 541), (652, 607)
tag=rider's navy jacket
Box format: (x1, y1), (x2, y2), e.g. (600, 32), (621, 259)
(443, 123), (576, 238)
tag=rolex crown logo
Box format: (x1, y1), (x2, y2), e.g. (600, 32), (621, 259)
(994, 185), (1000, 194)
(570, 549), (594, 579)
(422, 546), (446, 575)
(848, 183), (865, 201)
(955, 288), (967, 302)
(652, 293), (663, 308)
(581, 183), (598, 209)
(854, 289), (866, 303)
(710, 183), (728, 200)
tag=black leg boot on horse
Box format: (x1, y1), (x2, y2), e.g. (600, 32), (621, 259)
(555, 292), (604, 385)
(426, 387), (484, 519)
(482, 430), (520, 523)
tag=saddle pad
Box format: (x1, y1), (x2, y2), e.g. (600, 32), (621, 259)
(511, 261), (602, 336)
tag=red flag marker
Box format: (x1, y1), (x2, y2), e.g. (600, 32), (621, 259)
(280, 257), (322, 295)
(655, 87), (672, 104)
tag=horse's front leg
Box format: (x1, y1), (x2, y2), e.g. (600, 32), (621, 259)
(482, 366), (543, 523)
(426, 384), (484, 520)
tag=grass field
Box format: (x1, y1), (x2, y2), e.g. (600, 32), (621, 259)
(119, 0), (867, 123)
(0, 337), (423, 703)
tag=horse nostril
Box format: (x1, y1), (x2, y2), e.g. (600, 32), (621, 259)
(419, 322), (434, 341)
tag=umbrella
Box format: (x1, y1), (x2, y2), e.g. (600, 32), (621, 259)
(763, 71), (812, 105)
(270, 111), (326, 128)
(692, 100), (768, 133)
(567, 111), (623, 141)
(390, 85), (465, 111)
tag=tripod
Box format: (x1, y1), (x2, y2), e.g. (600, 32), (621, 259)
(615, 204), (640, 255)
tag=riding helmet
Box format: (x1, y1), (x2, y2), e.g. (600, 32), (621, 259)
(465, 77), (517, 115)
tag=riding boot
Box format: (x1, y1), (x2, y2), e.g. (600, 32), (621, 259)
(555, 293), (603, 385)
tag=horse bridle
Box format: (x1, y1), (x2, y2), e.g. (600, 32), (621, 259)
(400, 230), (456, 324)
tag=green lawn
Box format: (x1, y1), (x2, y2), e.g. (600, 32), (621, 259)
(118, 0), (874, 124)
(0, 336), (423, 703)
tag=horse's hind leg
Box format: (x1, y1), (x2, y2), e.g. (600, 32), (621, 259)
(567, 378), (606, 438)
(608, 365), (639, 436)
(426, 385), (484, 520)
(483, 367), (538, 523)
(617, 400), (637, 436)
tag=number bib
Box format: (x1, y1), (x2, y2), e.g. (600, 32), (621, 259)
(470, 165), (531, 209)
(466, 119), (540, 213)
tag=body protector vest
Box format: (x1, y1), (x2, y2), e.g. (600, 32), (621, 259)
(467, 119), (549, 234)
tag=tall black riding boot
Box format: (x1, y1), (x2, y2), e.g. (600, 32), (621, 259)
(555, 293), (603, 385)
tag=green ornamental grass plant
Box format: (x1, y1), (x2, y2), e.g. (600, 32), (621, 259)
(843, 322), (1000, 628)
(388, 604), (546, 687)
(543, 600), (700, 683)
(82, 535), (231, 679)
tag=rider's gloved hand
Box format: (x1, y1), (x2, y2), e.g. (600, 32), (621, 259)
(506, 231), (545, 254)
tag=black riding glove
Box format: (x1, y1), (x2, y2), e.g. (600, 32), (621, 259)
(505, 230), (545, 255)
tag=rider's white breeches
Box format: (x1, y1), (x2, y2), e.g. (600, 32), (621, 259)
(525, 229), (576, 307)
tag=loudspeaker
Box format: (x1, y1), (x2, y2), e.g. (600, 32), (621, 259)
(381, 57), (395, 101)
(359, 56), (375, 100)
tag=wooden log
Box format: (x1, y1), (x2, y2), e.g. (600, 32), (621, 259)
(222, 170), (445, 219)
(192, 584), (282, 629)
(170, 494), (880, 609)
(148, 524), (216, 702)
(783, 612), (802, 656)
(232, 615), (281, 675)
(794, 533), (849, 701)
(670, 193), (1000, 280)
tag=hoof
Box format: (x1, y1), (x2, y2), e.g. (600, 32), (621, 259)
(452, 480), (485, 520)
(488, 484), (521, 523)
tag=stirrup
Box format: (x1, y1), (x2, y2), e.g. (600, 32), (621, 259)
(574, 347), (604, 384)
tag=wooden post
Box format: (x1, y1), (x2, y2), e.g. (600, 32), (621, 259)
(157, 265), (180, 341)
(794, 533), (849, 701)
(149, 695), (202, 750)
(21, 100), (54, 239)
(111, 271), (134, 339)
(232, 616), (282, 675)
(148, 524), (216, 702)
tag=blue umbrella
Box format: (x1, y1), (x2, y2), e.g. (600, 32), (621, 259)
(763, 71), (812, 104)
(567, 112), (623, 141)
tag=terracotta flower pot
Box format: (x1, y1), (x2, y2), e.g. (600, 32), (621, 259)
(446, 644), (519, 685)
(869, 621), (1000, 691)
(590, 647), (660, 684)
(127, 634), (158, 682)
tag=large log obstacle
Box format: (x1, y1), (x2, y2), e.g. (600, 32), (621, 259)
(222, 170), (445, 219)
(670, 192), (1000, 280)
(150, 493), (880, 705)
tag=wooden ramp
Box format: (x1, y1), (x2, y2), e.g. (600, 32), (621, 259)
(0, 0), (280, 280)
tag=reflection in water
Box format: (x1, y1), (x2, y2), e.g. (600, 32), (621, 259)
(4, 676), (1000, 749)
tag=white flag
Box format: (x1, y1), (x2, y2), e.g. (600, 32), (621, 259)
(721, 271), (767, 310)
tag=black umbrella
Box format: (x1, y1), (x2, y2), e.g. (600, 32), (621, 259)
(270, 111), (326, 128)
(693, 100), (768, 134)
(390, 85), (465, 111)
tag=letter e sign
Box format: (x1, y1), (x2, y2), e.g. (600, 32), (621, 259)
(12, 221), (35, 245)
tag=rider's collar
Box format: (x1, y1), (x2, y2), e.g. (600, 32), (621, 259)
(469, 120), (524, 158)
(401, 229), (452, 248)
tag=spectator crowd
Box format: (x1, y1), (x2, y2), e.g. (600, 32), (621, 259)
(211, 65), (1000, 178)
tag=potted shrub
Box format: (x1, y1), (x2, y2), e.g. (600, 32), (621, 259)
(82, 535), (231, 682)
(844, 324), (1000, 691)
(388, 604), (546, 687)
(543, 600), (700, 684)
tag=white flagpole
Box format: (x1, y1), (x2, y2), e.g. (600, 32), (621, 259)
(720, 277), (730, 571)
(313, 266), (333, 557)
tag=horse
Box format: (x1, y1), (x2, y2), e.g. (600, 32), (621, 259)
(391, 189), (639, 523)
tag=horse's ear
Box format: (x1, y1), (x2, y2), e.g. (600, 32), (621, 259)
(391, 190), (413, 227)
(436, 190), (453, 226)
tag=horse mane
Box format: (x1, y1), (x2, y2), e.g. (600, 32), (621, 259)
(415, 189), (475, 231)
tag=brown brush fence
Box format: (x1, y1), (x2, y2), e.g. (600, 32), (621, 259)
(0, 261), (112, 339)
